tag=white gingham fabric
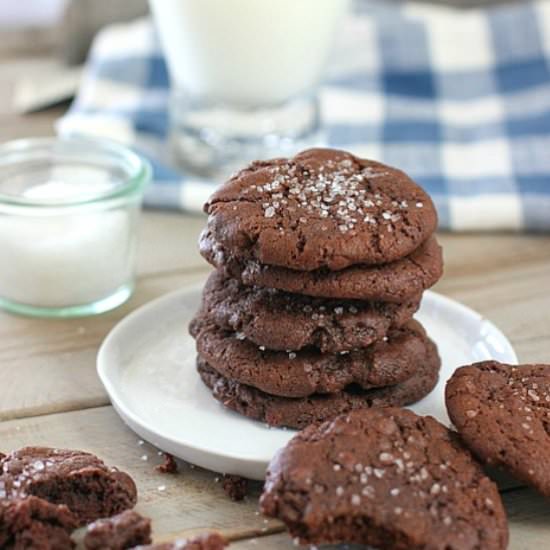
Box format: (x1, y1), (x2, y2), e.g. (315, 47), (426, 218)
(58, 0), (550, 230)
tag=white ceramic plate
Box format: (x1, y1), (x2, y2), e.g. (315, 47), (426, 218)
(98, 286), (517, 480)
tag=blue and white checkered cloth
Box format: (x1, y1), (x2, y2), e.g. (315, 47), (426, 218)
(58, 0), (550, 231)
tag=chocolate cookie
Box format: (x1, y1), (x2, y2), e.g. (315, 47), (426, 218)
(0, 448), (137, 525)
(192, 319), (433, 398)
(197, 347), (440, 429)
(0, 496), (77, 550)
(260, 408), (508, 549)
(135, 533), (227, 549)
(201, 232), (443, 303)
(203, 148), (438, 271)
(84, 510), (152, 550)
(197, 270), (420, 352)
(446, 360), (550, 497)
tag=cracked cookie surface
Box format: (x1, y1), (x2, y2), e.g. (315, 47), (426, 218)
(196, 348), (440, 429)
(446, 360), (550, 497)
(0, 496), (77, 550)
(191, 318), (433, 397)
(196, 270), (421, 352)
(260, 408), (508, 549)
(200, 232), (442, 303)
(203, 148), (438, 271)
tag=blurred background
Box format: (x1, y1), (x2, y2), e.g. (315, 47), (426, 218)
(0, 0), (148, 132)
(0, 0), (516, 131)
(1, 0), (548, 231)
(0, 0), (505, 61)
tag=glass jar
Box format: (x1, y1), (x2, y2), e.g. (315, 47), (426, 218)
(0, 137), (151, 317)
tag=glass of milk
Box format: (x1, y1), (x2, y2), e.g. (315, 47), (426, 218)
(149, 0), (349, 177)
(0, 137), (151, 318)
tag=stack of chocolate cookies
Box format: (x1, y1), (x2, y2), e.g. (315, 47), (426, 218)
(190, 148), (443, 429)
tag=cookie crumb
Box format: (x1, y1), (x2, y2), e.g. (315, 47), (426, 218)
(156, 453), (178, 474)
(222, 474), (249, 501)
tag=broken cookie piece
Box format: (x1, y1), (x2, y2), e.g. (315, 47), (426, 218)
(0, 447), (137, 525)
(0, 496), (77, 550)
(222, 475), (248, 502)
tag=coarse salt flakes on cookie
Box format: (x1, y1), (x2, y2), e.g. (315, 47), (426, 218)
(203, 148), (438, 271)
(260, 408), (508, 549)
(446, 360), (550, 497)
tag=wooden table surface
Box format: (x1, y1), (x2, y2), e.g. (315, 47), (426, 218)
(1, 57), (550, 549)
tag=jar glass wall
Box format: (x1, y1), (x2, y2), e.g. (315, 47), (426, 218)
(0, 137), (151, 318)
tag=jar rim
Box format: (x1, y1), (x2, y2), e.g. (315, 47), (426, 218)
(0, 136), (151, 209)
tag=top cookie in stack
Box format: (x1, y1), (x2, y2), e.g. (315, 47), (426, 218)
(192, 148), (443, 429)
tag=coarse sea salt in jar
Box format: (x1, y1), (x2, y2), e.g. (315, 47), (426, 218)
(0, 137), (151, 317)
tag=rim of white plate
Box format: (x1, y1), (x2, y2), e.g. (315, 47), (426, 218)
(97, 286), (518, 467)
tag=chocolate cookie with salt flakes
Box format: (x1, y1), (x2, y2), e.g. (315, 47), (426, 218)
(203, 148), (438, 271)
(200, 231), (443, 303)
(197, 347), (440, 429)
(446, 361), (550, 497)
(191, 319), (434, 398)
(0, 447), (137, 525)
(260, 408), (508, 550)
(198, 270), (421, 353)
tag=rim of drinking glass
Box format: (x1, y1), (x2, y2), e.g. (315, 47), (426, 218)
(0, 136), (151, 209)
